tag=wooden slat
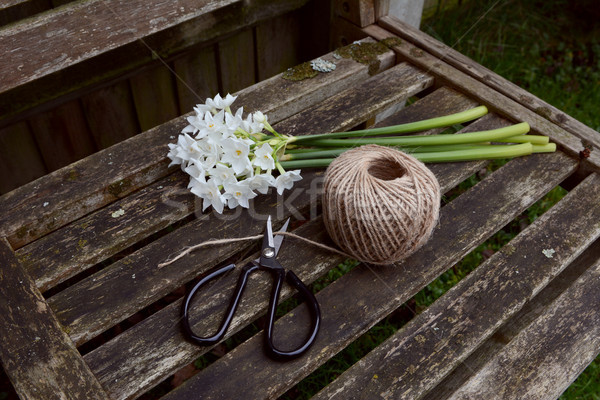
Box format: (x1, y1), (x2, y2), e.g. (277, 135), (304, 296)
(218, 29), (256, 94)
(18, 173), (193, 292)
(157, 151), (579, 400)
(255, 11), (302, 81)
(428, 237), (600, 400)
(379, 15), (600, 149)
(81, 80), (140, 149)
(0, 239), (108, 400)
(173, 45), (220, 113)
(78, 85), (478, 400)
(315, 172), (600, 400)
(363, 22), (600, 171)
(0, 0), (310, 126)
(0, 121), (47, 194)
(333, 0), (375, 28)
(0, 40), (395, 249)
(448, 237), (600, 398)
(47, 60), (431, 346)
(130, 63), (180, 131)
(29, 99), (97, 171)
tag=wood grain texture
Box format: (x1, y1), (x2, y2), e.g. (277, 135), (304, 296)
(333, 0), (375, 27)
(29, 99), (97, 171)
(0, 40), (393, 249)
(173, 44), (220, 112)
(218, 29), (256, 94)
(379, 15), (600, 149)
(0, 0), (310, 126)
(158, 151), (578, 400)
(81, 80), (140, 149)
(130, 63), (180, 131)
(46, 59), (431, 347)
(255, 11), (302, 81)
(428, 237), (600, 400)
(0, 239), (108, 400)
(315, 172), (600, 400)
(0, 0), (51, 27)
(78, 87), (482, 399)
(363, 23), (600, 171)
(0, 121), (47, 194)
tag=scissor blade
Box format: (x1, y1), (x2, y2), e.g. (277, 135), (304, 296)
(256, 217), (290, 263)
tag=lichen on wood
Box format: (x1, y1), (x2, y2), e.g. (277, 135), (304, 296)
(334, 40), (392, 75)
(282, 62), (319, 81)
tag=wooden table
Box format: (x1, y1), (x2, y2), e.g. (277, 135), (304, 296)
(1, 16), (600, 400)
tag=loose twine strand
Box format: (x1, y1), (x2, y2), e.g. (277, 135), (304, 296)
(157, 231), (355, 269)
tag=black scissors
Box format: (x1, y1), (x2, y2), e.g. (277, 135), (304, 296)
(182, 216), (321, 361)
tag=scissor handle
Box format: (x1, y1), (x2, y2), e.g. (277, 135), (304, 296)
(263, 269), (321, 361)
(182, 262), (259, 345)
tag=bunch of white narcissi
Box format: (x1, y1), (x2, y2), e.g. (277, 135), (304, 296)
(167, 94), (301, 214)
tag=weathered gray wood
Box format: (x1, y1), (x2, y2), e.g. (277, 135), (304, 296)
(315, 172), (600, 400)
(0, 0), (310, 126)
(173, 44), (220, 113)
(255, 11), (302, 81)
(363, 23), (600, 171)
(0, 41), (394, 249)
(448, 227), (600, 399)
(0, 121), (47, 194)
(158, 152), (578, 400)
(81, 80), (140, 149)
(218, 29), (256, 94)
(130, 63), (180, 131)
(78, 87), (485, 399)
(46, 59), (432, 346)
(379, 15), (600, 148)
(0, 238), (108, 400)
(333, 0), (375, 27)
(29, 99), (97, 171)
(18, 173), (193, 292)
(427, 237), (600, 400)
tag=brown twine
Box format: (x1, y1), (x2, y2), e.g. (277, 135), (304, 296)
(157, 231), (354, 269)
(322, 145), (440, 265)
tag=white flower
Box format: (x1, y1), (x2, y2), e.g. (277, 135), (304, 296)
(221, 137), (251, 174)
(253, 111), (267, 124)
(249, 173), (275, 194)
(172, 133), (203, 168)
(274, 170), (302, 195)
(181, 114), (203, 136)
(211, 93), (237, 110)
(209, 164), (237, 186)
(241, 113), (264, 134)
(223, 181), (257, 209)
(196, 138), (220, 169)
(184, 164), (206, 186)
(167, 142), (184, 167)
(190, 179), (225, 214)
(252, 143), (275, 170)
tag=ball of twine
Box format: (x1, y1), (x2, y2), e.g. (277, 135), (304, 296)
(322, 144), (441, 265)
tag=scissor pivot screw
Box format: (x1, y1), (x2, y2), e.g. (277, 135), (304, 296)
(262, 248), (275, 258)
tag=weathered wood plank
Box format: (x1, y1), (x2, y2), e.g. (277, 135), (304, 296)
(79, 87), (485, 399)
(0, 121), (47, 194)
(448, 232), (600, 398)
(255, 11), (302, 81)
(81, 80), (140, 149)
(0, 238), (108, 400)
(333, 0), (375, 27)
(218, 29), (256, 94)
(315, 172), (600, 400)
(130, 63), (180, 131)
(47, 59), (431, 346)
(157, 152), (579, 400)
(427, 237), (600, 400)
(173, 44), (220, 113)
(363, 23), (600, 171)
(18, 173), (193, 292)
(29, 99), (97, 171)
(379, 15), (600, 149)
(0, 0), (310, 126)
(0, 41), (394, 249)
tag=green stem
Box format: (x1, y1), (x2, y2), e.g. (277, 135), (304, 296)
(296, 122), (530, 148)
(279, 143), (535, 168)
(290, 105), (489, 143)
